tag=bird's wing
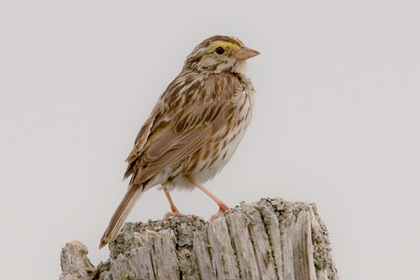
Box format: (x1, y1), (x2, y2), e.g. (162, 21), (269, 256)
(124, 71), (241, 185)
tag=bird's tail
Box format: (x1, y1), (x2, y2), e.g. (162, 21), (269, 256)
(99, 184), (144, 249)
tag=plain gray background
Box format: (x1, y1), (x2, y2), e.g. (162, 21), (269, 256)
(1, 0), (419, 279)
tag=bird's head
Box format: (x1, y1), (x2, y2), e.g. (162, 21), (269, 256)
(184, 35), (259, 74)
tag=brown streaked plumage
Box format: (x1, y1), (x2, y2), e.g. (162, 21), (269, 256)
(99, 35), (259, 249)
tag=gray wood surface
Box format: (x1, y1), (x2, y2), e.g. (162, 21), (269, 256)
(59, 198), (339, 280)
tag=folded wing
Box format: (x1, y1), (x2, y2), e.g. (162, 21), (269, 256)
(124, 71), (240, 186)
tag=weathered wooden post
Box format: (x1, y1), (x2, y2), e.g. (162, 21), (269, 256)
(60, 198), (338, 280)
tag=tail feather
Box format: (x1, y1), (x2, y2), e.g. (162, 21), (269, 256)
(99, 185), (144, 249)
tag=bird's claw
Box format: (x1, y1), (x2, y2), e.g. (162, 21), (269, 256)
(210, 204), (230, 220)
(164, 209), (184, 219)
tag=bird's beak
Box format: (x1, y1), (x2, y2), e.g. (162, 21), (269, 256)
(232, 47), (260, 60)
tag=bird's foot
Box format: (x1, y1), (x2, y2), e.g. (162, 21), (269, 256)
(210, 204), (230, 220)
(164, 207), (184, 219)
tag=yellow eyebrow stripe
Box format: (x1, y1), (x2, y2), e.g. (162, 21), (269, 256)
(208, 41), (241, 53)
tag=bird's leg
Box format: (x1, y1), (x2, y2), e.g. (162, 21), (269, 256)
(188, 177), (229, 220)
(163, 187), (183, 218)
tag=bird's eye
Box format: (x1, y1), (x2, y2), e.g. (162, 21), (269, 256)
(215, 47), (225, 55)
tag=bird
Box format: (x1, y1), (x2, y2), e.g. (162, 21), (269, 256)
(99, 35), (259, 249)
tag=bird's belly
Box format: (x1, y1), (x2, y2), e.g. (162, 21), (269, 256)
(194, 124), (248, 183)
(161, 122), (250, 191)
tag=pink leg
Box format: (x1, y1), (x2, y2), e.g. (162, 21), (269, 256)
(188, 177), (229, 220)
(163, 187), (183, 218)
